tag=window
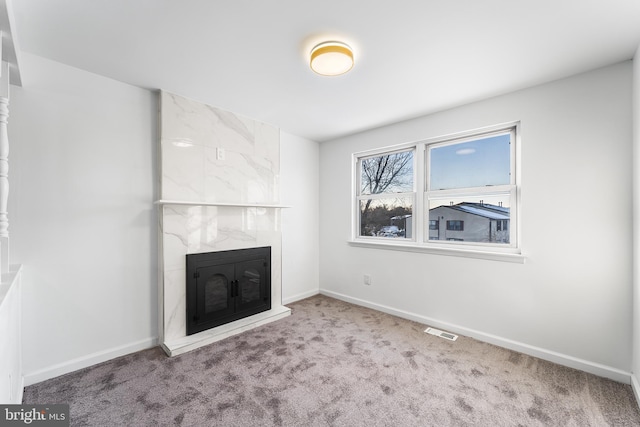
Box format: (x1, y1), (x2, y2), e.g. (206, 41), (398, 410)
(356, 149), (415, 239)
(446, 220), (464, 231)
(427, 129), (515, 247)
(353, 123), (519, 257)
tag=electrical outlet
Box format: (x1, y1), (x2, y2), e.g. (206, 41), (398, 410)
(364, 274), (371, 285)
(216, 147), (226, 160)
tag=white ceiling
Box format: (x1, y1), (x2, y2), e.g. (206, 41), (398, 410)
(10, 0), (640, 142)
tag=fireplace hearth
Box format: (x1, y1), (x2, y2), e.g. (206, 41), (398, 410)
(186, 247), (271, 335)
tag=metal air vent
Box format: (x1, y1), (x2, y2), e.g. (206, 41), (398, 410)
(425, 327), (458, 341)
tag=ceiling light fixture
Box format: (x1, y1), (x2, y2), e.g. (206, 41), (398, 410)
(310, 41), (354, 76)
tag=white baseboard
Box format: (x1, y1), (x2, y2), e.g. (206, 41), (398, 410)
(24, 337), (158, 387)
(13, 376), (24, 404)
(631, 374), (640, 408)
(321, 289), (632, 384)
(282, 289), (320, 305)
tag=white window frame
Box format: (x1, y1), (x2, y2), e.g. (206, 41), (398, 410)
(350, 122), (523, 263)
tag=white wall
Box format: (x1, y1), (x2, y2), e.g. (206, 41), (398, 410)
(281, 132), (320, 303)
(0, 268), (22, 403)
(8, 53), (321, 384)
(10, 53), (158, 384)
(632, 48), (640, 395)
(320, 62), (633, 380)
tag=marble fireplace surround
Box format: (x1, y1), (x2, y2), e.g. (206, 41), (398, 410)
(158, 91), (291, 357)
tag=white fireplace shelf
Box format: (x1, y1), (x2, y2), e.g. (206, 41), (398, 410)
(155, 200), (292, 208)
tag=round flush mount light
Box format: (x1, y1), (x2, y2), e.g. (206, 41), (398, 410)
(310, 41), (354, 76)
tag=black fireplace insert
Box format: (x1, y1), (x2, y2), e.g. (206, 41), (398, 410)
(186, 246), (271, 335)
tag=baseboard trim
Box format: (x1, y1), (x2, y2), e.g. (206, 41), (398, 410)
(14, 376), (24, 404)
(321, 290), (632, 384)
(282, 289), (320, 305)
(24, 337), (158, 387)
(631, 374), (640, 408)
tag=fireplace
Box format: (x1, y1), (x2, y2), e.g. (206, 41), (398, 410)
(159, 92), (290, 356)
(186, 247), (272, 335)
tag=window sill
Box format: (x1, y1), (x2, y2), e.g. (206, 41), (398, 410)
(347, 240), (525, 264)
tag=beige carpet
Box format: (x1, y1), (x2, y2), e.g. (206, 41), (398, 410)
(23, 295), (640, 426)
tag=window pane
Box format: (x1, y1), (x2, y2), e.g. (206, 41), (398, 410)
(446, 220), (464, 231)
(361, 150), (413, 195)
(429, 133), (510, 190)
(427, 194), (510, 244)
(360, 197), (413, 238)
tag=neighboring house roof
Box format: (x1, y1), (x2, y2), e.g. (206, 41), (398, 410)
(390, 215), (412, 220)
(435, 203), (510, 221)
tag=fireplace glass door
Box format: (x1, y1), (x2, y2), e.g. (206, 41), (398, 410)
(198, 264), (235, 320)
(237, 259), (267, 310)
(186, 247), (271, 335)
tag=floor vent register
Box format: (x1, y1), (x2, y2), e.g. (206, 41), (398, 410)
(425, 327), (458, 341)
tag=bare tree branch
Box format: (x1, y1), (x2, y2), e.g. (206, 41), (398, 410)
(360, 151), (413, 235)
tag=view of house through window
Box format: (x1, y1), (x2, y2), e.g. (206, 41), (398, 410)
(428, 194), (511, 244)
(427, 131), (513, 245)
(355, 125), (518, 251)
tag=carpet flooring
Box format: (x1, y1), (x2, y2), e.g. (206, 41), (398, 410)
(23, 295), (640, 426)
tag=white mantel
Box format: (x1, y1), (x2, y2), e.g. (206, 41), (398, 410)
(155, 200), (291, 208)
(158, 91), (290, 356)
